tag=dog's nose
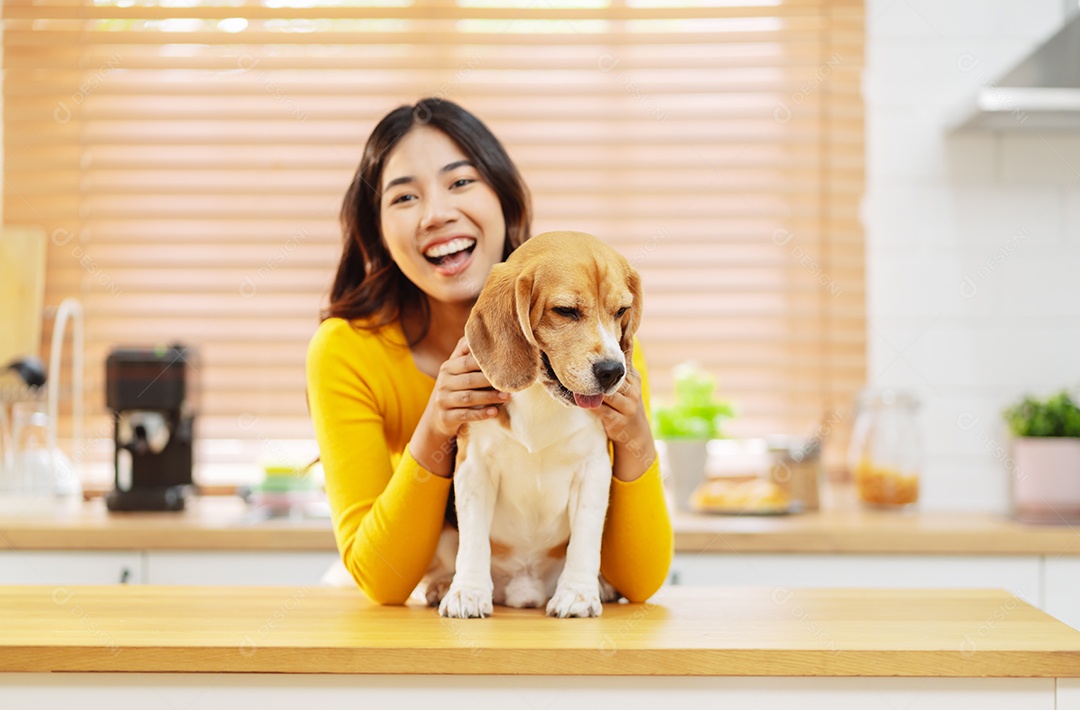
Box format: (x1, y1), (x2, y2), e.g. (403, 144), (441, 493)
(592, 360), (625, 391)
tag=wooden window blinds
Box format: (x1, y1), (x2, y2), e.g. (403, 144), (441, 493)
(3, 0), (864, 475)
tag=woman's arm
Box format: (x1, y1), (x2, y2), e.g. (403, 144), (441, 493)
(306, 321), (452, 605)
(597, 340), (674, 602)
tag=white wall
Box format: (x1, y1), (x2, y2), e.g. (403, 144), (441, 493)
(864, 0), (1080, 511)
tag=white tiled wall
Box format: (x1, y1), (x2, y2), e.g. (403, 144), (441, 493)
(865, 0), (1080, 511)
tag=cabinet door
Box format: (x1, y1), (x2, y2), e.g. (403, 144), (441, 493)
(0, 551), (142, 584)
(1044, 558), (1080, 630)
(669, 553), (1041, 606)
(145, 551), (341, 586)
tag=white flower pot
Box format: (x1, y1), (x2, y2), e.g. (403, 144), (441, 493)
(1011, 437), (1080, 524)
(659, 439), (708, 512)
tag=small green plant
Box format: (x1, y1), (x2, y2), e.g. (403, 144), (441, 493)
(1003, 389), (1080, 438)
(653, 362), (734, 440)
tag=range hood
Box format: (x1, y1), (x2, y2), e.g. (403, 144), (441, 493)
(952, 11), (1080, 131)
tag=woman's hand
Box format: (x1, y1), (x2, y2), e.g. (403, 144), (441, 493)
(591, 366), (657, 482)
(410, 336), (509, 478)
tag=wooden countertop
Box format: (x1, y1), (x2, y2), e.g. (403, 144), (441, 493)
(2, 494), (1080, 556)
(670, 507), (1080, 556)
(0, 496), (336, 551)
(2, 585), (1079, 676)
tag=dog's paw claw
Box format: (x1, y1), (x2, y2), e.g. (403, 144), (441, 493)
(546, 584), (602, 618)
(439, 583), (493, 619)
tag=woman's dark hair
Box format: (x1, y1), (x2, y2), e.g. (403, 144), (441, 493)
(323, 97), (532, 345)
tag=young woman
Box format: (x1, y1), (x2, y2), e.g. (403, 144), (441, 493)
(306, 98), (672, 605)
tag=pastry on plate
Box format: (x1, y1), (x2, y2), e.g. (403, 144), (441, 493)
(690, 476), (790, 514)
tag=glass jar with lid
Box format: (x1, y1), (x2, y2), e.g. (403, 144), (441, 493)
(848, 389), (921, 509)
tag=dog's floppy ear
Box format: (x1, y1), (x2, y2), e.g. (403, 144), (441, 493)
(620, 264), (643, 359)
(465, 263), (539, 392)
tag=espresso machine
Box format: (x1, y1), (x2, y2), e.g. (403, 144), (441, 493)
(105, 344), (196, 512)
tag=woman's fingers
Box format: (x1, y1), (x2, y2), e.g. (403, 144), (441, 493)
(434, 339), (507, 423)
(439, 360), (495, 390)
(441, 347), (499, 392)
(443, 350), (484, 378)
(456, 369), (496, 391)
(452, 385), (507, 407)
(462, 404), (501, 421)
(442, 392), (502, 422)
(425, 337), (505, 439)
(441, 337), (471, 371)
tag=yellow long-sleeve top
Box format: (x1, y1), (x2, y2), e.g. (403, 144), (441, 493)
(306, 316), (673, 605)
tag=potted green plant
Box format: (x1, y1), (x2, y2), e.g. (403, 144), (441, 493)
(1003, 389), (1080, 524)
(653, 362), (733, 511)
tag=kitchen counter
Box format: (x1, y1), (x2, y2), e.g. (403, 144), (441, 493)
(2, 494), (1079, 556)
(2, 585), (1079, 708)
(2, 584), (1077, 675)
(671, 506), (1080, 556)
(0, 495), (336, 551)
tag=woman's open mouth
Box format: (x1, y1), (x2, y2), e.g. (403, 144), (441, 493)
(423, 237), (477, 276)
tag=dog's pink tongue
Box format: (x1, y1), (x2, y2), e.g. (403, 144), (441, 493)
(573, 393), (604, 409)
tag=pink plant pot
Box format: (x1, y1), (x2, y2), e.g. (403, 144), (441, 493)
(1011, 437), (1080, 524)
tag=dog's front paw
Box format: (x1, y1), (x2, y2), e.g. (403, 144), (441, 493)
(438, 581), (494, 619)
(546, 583), (602, 618)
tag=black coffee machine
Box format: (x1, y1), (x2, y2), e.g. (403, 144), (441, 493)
(105, 344), (197, 512)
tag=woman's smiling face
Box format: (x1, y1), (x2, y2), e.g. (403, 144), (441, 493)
(379, 125), (507, 305)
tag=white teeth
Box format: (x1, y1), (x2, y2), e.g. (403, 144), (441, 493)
(424, 237), (476, 259)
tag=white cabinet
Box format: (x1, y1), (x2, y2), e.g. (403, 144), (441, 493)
(144, 551), (340, 586)
(0, 551), (142, 585)
(670, 553), (1043, 608)
(0, 550), (340, 587)
(1044, 558), (1080, 631)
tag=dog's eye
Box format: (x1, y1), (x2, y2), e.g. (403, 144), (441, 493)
(616, 306), (629, 319)
(553, 306), (581, 320)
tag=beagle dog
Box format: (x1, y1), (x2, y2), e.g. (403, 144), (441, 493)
(425, 230), (642, 618)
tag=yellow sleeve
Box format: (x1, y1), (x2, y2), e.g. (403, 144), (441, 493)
(599, 339), (674, 603)
(306, 320), (452, 605)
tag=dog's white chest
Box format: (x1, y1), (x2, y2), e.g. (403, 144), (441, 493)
(465, 383), (610, 565)
(497, 383), (601, 454)
(471, 383), (607, 467)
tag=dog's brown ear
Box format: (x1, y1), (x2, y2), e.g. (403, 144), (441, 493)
(466, 263), (539, 392)
(620, 265), (643, 359)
